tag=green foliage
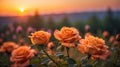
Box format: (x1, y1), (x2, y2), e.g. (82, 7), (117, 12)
(103, 8), (120, 34)
(57, 15), (72, 29)
(27, 11), (45, 30)
(87, 14), (102, 33)
(46, 16), (55, 30)
(67, 58), (78, 67)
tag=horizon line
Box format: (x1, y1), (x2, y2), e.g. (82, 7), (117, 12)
(0, 10), (120, 17)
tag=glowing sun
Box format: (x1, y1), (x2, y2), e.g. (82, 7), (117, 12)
(20, 8), (25, 13)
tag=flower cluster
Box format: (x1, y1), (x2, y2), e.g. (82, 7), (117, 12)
(0, 26), (114, 67)
(78, 34), (111, 60)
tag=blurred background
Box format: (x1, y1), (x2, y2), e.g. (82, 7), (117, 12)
(0, 0), (120, 44)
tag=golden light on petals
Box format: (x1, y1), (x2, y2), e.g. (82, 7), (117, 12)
(10, 46), (36, 67)
(29, 31), (51, 45)
(77, 35), (111, 60)
(54, 26), (81, 48)
(0, 42), (18, 53)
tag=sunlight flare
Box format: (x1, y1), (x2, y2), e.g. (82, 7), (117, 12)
(20, 8), (25, 13)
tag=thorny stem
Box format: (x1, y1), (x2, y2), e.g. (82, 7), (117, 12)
(41, 46), (60, 67)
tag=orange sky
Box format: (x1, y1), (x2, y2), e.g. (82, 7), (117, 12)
(0, 0), (120, 16)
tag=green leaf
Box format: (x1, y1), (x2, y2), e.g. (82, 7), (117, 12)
(56, 52), (64, 59)
(80, 56), (92, 67)
(30, 58), (40, 64)
(81, 64), (92, 67)
(41, 58), (50, 65)
(67, 58), (76, 64)
(67, 58), (78, 67)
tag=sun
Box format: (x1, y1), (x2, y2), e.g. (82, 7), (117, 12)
(19, 7), (26, 16)
(20, 8), (25, 13)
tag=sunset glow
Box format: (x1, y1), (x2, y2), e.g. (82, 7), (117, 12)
(0, 0), (120, 16)
(20, 8), (25, 13)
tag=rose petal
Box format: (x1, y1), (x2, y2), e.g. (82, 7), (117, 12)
(54, 30), (62, 40)
(61, 42), (75, 48)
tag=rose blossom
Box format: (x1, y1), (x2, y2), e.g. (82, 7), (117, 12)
(0, 42), (18, 53)
(29, 31), (51, 45)
(54, 27), (81, 48)
(78, 35), (111, 60)
(10, 46), (37, 67)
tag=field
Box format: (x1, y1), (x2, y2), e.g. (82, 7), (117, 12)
(0, 9), (120, 67)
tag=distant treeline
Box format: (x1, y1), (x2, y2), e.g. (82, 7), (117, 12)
(0, 8), (120, 36)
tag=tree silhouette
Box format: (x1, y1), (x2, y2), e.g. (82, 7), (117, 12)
(87, 13), (101, 33)
(27, 10), (44, 30)
(58, 14), (71, 28)
(46, 15), (55, 30)
(104, 8), (115, 34)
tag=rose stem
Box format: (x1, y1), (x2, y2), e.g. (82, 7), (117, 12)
(66, 47), (70, 58)
(34, 46), (42, 64)
(114, 45), (120, 65)
(41, 46), (60, 67)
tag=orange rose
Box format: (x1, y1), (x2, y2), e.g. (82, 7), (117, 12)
(0, 42), (18, 53)
(54, 27), (81, 47)
(77, 44), (88, 54)
(29, 31), (51, 45)
(91, 50), (111, 60)
(85, 32), (92, 37)
(78, 35), (111, 60)
(10, 46), (36, 67)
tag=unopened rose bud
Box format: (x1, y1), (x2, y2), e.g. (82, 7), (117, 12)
(113, 41), (119, 46)
(103, 31), (109, 38)
(109, 36), (115, 43)
(116, 34), (120, 41)
(47, 42), (54, 49)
